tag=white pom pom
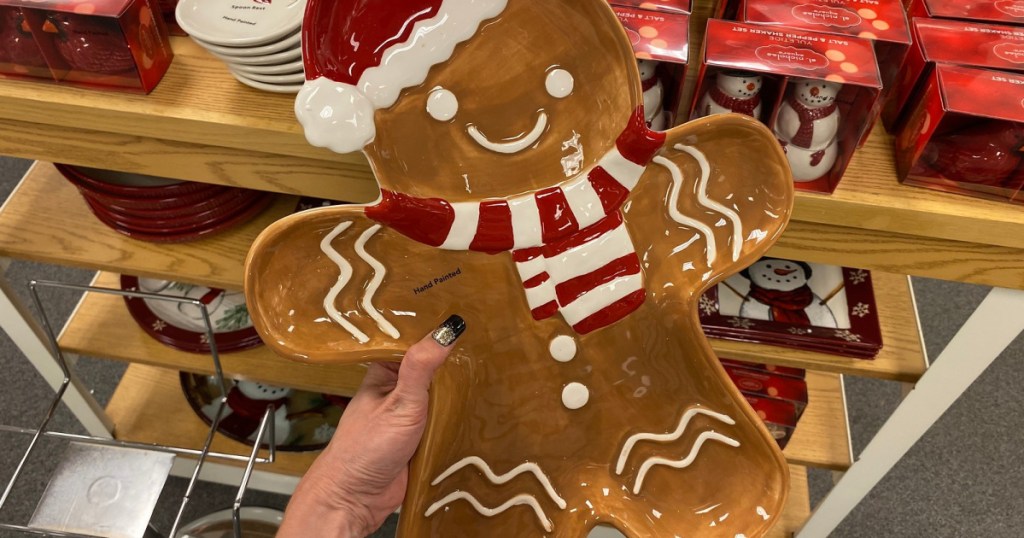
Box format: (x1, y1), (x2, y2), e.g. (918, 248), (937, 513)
(295, 77), (376, 154)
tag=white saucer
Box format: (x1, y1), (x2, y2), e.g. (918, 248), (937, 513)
(193, 29), (301, 58)
(230, 58), (304, 76)
(230, 71), (303, 94)
(175, 0), (306, 47)
(229, 68), (305, 84)
(210, 45), (301, 66)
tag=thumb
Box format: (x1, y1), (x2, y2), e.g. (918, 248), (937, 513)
(391, 315), (466, 411)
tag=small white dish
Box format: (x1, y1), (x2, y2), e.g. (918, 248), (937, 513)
(229, 71), (302, 94)
(175, 0), (306, 47)
(229, 68), (305, 84)
(192, 29), (301, 58)
(231, 58), (304, 76)
(210, 45), (301, 66)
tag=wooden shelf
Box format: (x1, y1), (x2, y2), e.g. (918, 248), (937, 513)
(785, 372), (851, 471)
(0, 162), (297, 291)
(772, 465), (812, 538)
(711, 272), (927, 383)
(65, 271), (850, 470)
(107, 363), (813, 535)
(106, 362), (317, 477)
(60, 271), (366, 396)
(2, 38), (1024, 289)
(8, 164), (926, 384)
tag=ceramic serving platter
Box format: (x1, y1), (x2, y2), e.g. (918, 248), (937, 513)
(210, 45), (302, 67)
(57, 164), (214, 199)
(121, 275), (263, 353)
(228, 71), (302, 94)
(174, 0), (307, 47)
(230, 58), (304, 76)
(244, 0), (797, 536)
(180, 372), (350, 452)
(700, 259), (883, 358)
(87, 194), (273, 243)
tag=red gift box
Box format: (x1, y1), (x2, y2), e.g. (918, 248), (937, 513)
(612, 6), (689, 131)
(742, 394), (800, 449)
(723, 364), (810, 417)
(907, 0), (1024, 26)
(883, 19), (1024, 131)
(610, 0), (690, 15)
(0, 0), (172, 93)
(895, 63), (1024, 204)
(720, 358), (807, 380)
(742, 0), (910, 90)
(691, 19), (882, 193)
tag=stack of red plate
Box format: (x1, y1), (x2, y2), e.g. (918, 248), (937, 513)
(56, 164), (273, 243)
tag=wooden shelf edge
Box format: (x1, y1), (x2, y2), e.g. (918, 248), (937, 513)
(710, 272), (928, 382)
(106, 362), (318, 477)
(107, 363), (812, 536)
(785, 372), (852, 472)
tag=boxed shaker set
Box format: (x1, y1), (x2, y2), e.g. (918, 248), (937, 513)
(719, 357), (810, 450)
(611, 0), (690, 14)
(742, 0), (911, 89)
(612, 4), (689, 130)
(895, 63), (1024, 204)
(0, 0), (172, 92)
(691, 19), (882, 192)
(883, 18), (1024, 131)
(906, 0), (1024, 26)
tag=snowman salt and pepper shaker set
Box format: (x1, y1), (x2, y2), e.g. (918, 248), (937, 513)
(637, 59), (668, 131)
(774, 78), (843, 183)
(698, 71), (764, 121)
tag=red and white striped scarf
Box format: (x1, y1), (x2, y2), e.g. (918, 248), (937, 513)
(366, 108), (665, 334)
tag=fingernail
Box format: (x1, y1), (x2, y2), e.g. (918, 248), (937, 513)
(431, 315), (466, 347)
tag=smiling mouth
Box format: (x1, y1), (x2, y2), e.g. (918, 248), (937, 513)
(467, 111), (548, 154)
(774, 268), (797, 276)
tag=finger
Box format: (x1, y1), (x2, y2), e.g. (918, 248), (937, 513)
(391, 315), (465, 411)
(357, 361), (401, 395)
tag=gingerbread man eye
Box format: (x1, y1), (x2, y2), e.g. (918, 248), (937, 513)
(545, 68), (574, 99)
(426, 87), (458, 122)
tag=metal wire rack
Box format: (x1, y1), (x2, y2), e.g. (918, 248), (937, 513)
(0, 279), (279, 538)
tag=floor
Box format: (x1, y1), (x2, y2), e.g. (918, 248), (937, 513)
(0, 156), (1021, 537)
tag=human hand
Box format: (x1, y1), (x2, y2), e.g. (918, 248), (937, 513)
(278, 315), (466, 538)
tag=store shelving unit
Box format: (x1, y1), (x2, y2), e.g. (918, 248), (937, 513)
(0, 31), (1020, 537)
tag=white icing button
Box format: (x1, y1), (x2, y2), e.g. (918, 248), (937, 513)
(548, 335), (577, 363)
(426, 87), (458, 121)
(562, 382), (590, 410)
(545, 68), (574, 99)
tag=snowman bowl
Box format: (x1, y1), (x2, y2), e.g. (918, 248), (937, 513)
(180, 372), (350, 452)
(246, 0), (796, 536)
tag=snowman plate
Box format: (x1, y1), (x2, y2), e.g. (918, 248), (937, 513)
(180, 372), (350, 452)
(122, 275), (264, 354)
(699, 258), (882, 358)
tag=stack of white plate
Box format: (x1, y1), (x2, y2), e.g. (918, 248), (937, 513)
(174, 0), (306, 93)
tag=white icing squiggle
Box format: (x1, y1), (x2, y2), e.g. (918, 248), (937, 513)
(431, 456), (567, 509)
(425, 492), (553, 532)
(616, 407), (735, 474)
(653, 156), (716, 266)
(677, 144), (745, 262)
(354, 224), (400, 339)
(320, 222), (369, 344)
(632, 430), (741, 494)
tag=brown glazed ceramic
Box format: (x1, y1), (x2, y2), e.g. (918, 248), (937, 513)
(245, 0), (795, 536)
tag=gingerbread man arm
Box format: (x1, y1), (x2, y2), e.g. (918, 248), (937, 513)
(626, 113), (794, 300)
(244, 205), (518, 363)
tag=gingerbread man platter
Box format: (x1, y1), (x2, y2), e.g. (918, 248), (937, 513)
(244, 0), (795, 536)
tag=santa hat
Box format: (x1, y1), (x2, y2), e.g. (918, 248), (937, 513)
(295, 0), (509, 154)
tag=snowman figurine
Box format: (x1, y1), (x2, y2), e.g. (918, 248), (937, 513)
(203, 380), (293, 446)
(738, 258), (837, 328)
(697, 71), (764, 121)
(774, 78), (842, 182)
(638, 59), (668, 131)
